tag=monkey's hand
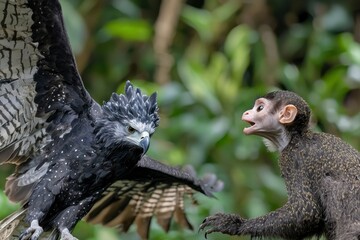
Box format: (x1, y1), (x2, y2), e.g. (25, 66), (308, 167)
(199, 213), (244, 238)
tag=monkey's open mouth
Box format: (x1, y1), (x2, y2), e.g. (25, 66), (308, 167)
(243, 120), (255, 126)
(242, 120), (256, 135)
(241, 114), (257, 135)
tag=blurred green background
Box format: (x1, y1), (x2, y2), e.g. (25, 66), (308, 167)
(1, 0), (360, 239)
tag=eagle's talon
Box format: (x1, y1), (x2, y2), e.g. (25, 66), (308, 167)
(60, 228), (78, 240)
(19, 220), (43, 240)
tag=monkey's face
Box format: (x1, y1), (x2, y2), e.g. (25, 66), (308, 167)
(242, 97), (297, 139)
(242, 98), (281, 137)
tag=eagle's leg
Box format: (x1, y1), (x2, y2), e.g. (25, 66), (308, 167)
(60, 228), (78, 240)
(54, 197), (94, 240)
(19, 220), (43, 240)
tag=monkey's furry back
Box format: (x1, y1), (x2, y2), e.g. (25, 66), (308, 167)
(281, 131), (360, 240)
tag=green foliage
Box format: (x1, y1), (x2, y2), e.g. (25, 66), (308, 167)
(103, 19), (152, 41)
(0, 191), (19, 219)
(61, 0), (87, 54)
(1, 0), (359, 240)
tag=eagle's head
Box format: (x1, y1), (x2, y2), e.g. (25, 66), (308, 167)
(95, 81), (159, 154)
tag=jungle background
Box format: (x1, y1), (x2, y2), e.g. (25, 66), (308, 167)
(1, 0), (360, 239)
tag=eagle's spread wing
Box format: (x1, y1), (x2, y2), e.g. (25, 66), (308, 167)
(86, 156), (223, 239)
(0, 0), (224, 239)
(0, 0), (95, 165)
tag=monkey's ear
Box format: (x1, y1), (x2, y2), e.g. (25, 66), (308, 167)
(279, 104), (298, 124)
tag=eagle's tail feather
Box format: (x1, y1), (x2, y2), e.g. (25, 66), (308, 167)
(47, 229), (60, 240)
(0, 209), (26, 240)
(0, 209), (60, 240)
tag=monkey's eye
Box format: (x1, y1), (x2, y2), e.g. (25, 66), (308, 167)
(127, 126), (136, 133)
(256, 105), (264, 112)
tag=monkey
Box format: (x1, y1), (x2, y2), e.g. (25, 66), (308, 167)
(199, 90), (360, 240)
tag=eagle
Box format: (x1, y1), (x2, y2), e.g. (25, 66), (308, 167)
(0, 0), (223, 239)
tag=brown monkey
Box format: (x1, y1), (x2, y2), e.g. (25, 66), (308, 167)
(200, 90), (360, 240)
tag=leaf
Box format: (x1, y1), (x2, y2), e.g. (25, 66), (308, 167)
(103, 19), (152, 42)
(206, 52), (228, 86)
(213, 0), (242, 23)
(178, 60), (222, 114)
(224, 25), (249, 58)
(222, 26), (251, 104)
(0, 191), (19, 219)
(181, 6), (213, 42)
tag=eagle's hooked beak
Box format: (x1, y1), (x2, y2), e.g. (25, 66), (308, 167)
(126, 131), (150, 154)
(139, 131), (150, 153)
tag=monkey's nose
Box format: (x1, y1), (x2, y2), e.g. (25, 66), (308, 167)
(242, 110), (250, 119)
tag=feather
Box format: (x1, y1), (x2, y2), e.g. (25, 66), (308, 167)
(85, 156), (223, 236)
(106, 203), (136, 230)
(0, 209), (26, 240)
(5, 174), (34, 203)
(174, 206), (193, 230)
(135, 216), (152, 240)
(156, 211), (173, 232)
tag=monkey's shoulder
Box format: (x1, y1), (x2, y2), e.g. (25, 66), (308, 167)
(307, 132), (358, 154)
(289, 131), (358, 153)
(284, 131), (360, 176)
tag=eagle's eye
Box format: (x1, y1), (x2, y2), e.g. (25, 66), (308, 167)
(127, 126), (136, 133)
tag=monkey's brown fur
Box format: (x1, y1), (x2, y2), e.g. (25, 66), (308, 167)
(200, 91), (360, 240)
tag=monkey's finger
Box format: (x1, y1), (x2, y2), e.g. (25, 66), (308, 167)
(199, 222), (209, 232)
(200, 217), (216, 229)
(204, 228), (218, 239)
(201, 214), (220, 224)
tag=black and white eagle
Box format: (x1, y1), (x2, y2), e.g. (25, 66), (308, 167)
(0, 0), (223, 239)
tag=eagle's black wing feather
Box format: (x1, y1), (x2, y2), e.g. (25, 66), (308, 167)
(0, 1), (223, 239)
(29, 0), (96, 121)
(0, 0), (96, 165)
(134, 156), (221, 196)
(86, 156), (223, 240)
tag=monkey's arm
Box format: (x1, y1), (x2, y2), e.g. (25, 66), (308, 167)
(200, 185), (323, 239)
